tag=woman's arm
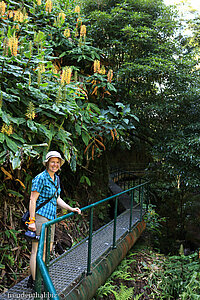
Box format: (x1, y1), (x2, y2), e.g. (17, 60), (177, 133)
(57, 196), (81, 214)
(28, 191), (40, 231)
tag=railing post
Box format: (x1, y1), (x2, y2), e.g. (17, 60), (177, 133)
(45, 225), (51, 270)
(43, 225), (51, 299)
(112, 197), (118, 249)
(87, 206), (94, 275)
(140, 185), (144, 221)
(129, 190), (134, 232)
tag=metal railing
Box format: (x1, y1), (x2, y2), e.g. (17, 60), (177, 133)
(34, 181), (149, 300)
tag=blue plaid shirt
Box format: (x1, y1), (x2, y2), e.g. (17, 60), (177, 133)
(31, 169), (61, 220)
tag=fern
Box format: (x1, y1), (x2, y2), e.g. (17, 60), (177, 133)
(112, 284), (134, 300)
(111, 257), (135, 281)
(95, 279), (115, 298)
(134, 293), (144, 300)
(112, 266), (132, 281)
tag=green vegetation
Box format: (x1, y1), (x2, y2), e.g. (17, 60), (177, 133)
(93, 244), (200, 300)
(0, 0), (137, 171)
(82, 0), (200, 188)
(0, 0), (200, 295)
(93, 218), (200, 300)
(0, 0), (137, 290)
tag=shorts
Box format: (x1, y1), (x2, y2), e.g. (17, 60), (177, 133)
(35, 213), (55, 243)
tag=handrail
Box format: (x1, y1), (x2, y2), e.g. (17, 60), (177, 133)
(34, 180), (149, 300)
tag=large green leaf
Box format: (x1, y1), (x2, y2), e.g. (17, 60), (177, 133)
(37, 124), (52, 140)
(81, 131), (91, 146)
(12, 133), (25, 143)
(0, 91), (20, 102)
(27, 120), (38, 133)
(10, 151), (22, 170)
(63, 147), (71, 163)
(56, 129), (72, 147)
(70, 153), (77, 172)
(0, 133), (5, 143)
(5, 136), (19, 153)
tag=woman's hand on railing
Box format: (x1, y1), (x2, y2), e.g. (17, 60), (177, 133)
(72, 207), (81, 215)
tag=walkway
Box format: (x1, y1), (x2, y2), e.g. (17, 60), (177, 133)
(0, 207), (143, 300)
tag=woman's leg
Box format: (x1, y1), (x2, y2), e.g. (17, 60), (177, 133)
(29, 215), (55, 284)
(30, 241), (39, 281)
(29, 237), (54, 280)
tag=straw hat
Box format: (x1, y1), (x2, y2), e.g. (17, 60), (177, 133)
(43, 151), (65, 167)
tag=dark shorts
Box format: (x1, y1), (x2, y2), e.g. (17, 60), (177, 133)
(35, 213), (55, 243)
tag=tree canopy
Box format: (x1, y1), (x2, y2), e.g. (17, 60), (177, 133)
(82, 0), (200, 189)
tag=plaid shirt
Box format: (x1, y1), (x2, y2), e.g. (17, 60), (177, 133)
(31, 169), (61, 220)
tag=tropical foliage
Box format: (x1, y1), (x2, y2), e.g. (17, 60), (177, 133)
(93, 240), (200, 300)
(82, 0), (200, 258)
(1, 0), (200, 294)
(0, 0), (140, 182)
(82, 0), (200, 189)
(0, 0), (139, 292)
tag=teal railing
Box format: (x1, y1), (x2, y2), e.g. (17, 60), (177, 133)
(34, 181), (149, 300)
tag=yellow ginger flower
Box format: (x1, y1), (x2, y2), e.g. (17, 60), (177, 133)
(38, 63), (45, 73)
(52, 65), (58, 74)
(80, 25), (86, 37)
(0, 1), (6, 16)
(8, 10), (14, 18)
(94, 60), (100, 73)
(14, 10), (22, 22)
(26, 102), (36, 120)
(107, 69), (113, 83)
(45, 0), (52, 13)
(74, 5), (80, 14)
(8, 34), (18, 56)
(7, 126), (13, 135)
(37, 0), (42, 5)
(18, 11), (24, 23)
(64, 28), (70, 38)
(61, 70), (65, 85)
(54, 11), (65, 27)
(29, 73), (31, 86)
(99, 65), (106, 75)
(1, 124), (13, 135)
(12, 36), (18, 57)
(56, 86), (62, 103)
(13, 10), (28, 23)
(61, 67), (72, 85)
(23, 13), (28, 22)
(59, 11), (65, 21)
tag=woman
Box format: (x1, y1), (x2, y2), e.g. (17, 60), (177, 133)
(26, 151), (81, 289)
